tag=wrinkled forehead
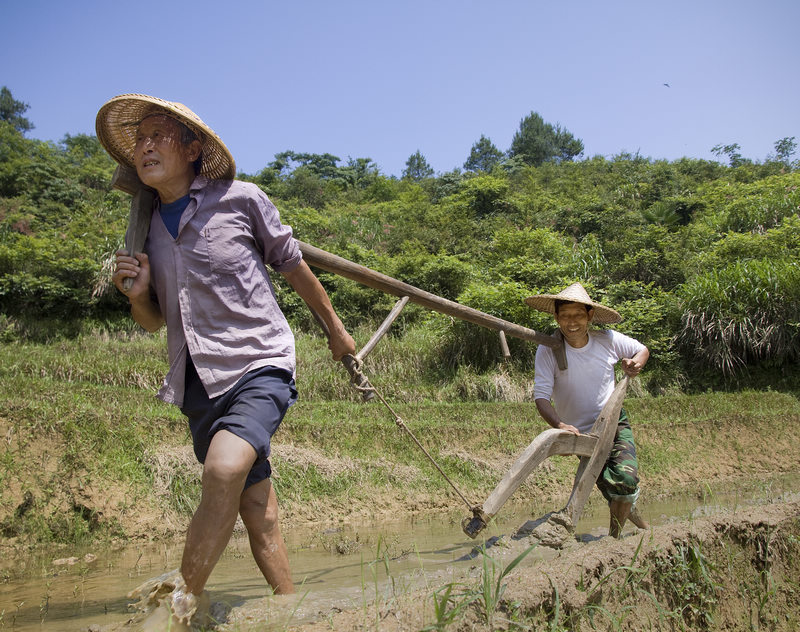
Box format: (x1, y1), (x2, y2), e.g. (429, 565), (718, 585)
(137, 113), (181, 134)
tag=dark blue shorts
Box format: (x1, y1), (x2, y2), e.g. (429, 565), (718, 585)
(181, 358), (297, 489)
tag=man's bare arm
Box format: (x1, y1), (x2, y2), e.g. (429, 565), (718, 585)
(281, 261), (355, 361)
(620, 346), (650, 378)
(535, 398), (580, 435)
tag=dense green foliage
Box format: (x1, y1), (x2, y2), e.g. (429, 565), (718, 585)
(509, 111), (584, 166)
(1, 87), (798, 393)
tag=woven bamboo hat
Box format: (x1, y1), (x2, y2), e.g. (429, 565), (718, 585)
(95, 93), (235, 180)
(525, 282), (621, 324)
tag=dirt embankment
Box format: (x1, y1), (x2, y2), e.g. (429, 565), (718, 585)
(3, 391), (800, 551)
(287, 499), (800, 632)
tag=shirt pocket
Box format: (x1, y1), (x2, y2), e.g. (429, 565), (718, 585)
(204, 225), (253, 275)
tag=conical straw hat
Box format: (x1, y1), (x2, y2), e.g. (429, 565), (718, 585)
(96, 93), (235, 180)
(525, 282), (621, 324)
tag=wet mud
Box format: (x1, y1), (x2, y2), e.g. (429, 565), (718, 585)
(2, 474), (798, 631)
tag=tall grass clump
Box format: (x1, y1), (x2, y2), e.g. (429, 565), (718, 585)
(653, 539), (721, 629)
(474, 543), (538, 628)
(676, 258), (800, 377)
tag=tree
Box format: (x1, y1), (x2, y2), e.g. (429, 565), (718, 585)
(267, 150), (341, 179)
(711, 143), (748, 168)
(336, 157), (381, 189)
(0, 87), (34, 134)
(508, 111), (583, 166)
(464, 135), (504, 172)
(402, 150), (434, 181)
(772, 136), (797, 167)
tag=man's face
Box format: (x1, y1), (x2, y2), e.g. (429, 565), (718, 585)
(134, 115), (198, 192)
(555, 302), (594, 347)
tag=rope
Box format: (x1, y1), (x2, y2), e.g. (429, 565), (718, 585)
(345, 354), (476, 511)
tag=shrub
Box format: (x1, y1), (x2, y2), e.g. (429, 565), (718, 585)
(676, 258), (800, 376)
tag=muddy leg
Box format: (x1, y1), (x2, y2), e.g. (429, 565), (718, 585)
(609, 499), (632, 538)
(628, 505), (649, 529)
(181, 430), (255, 594)
(240, 478), (294, 594)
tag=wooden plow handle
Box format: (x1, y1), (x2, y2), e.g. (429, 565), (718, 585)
(463, 376), (630, 538)
(562, 376), (629, 525)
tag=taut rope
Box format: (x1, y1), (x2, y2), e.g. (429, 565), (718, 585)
(344, 354), (476, 511)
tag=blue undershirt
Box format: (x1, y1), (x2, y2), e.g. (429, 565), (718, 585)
(159, 194), (191, 238)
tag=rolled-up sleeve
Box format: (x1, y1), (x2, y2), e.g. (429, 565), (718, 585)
(248, 187), (302, 272)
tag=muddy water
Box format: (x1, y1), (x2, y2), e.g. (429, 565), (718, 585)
(2, 473), (798, 631)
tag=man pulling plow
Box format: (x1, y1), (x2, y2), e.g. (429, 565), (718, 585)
(98, 94), (356, 629)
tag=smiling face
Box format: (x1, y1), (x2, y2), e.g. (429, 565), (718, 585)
(554, 301), (594, 348)
(134, 114), (201, 202)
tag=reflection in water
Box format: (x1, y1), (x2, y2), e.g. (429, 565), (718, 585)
(1, 474), (797, 631)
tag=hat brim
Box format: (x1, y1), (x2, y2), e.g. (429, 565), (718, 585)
(524, 294), (621, 324)
(95, 94), (236, 181)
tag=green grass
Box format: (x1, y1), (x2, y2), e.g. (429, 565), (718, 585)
(1, 329), (799, 546)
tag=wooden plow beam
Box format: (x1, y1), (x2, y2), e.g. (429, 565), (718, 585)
(296, 240), (564, 356)
(463, 376), (630, 538)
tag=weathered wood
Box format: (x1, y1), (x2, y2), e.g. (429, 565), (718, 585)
(357, 296), (410, 361)
(498, 330), (511, 361)
(297, 240), (565, 354)
(463, 376), (630, 538)
(111, 164), (146, 196)
(112, 166), (155, 290)
(562, 376), (629, 524)
(481, 429), (597, 517)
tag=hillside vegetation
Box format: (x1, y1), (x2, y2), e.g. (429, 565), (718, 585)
(1, 88), (798, 393)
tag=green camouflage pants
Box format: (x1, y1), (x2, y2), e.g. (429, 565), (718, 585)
(596, 409), (640, 503)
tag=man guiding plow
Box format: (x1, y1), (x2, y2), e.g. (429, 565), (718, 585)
(528, 283), (650, 538)
(463, 283), (650, 540)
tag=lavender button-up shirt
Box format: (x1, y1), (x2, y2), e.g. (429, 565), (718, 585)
(145, 176), (302, 407)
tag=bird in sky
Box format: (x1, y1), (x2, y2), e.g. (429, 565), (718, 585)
(663, 83), (671, 88)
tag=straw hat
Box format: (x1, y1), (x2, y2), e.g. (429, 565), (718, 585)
(525, 282), (621, 324)
(95, 93), (236, 180)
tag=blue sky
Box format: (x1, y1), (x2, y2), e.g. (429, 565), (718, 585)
(3, 0), (798, 178)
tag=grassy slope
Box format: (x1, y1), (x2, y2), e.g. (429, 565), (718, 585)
(1, 331), (798, 548)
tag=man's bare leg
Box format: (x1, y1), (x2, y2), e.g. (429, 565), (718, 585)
(239, 479), (294, 594)
(181, 430), (256, 595)
(609, 499), (632, 538)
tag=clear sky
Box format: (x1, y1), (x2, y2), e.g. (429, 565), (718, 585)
(3, 0), (798, 178)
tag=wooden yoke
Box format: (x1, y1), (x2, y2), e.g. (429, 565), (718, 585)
(463, 376), (630, 538)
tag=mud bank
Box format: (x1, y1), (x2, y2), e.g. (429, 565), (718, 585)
(278, 498), (800, 632)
